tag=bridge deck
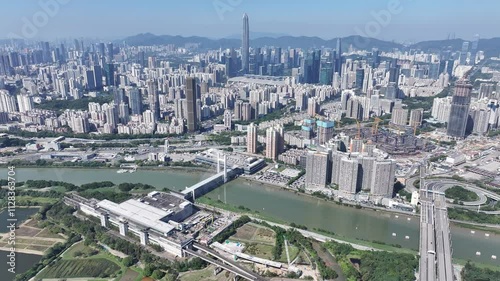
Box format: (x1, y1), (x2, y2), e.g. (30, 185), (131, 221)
(418, 181), (455, 281)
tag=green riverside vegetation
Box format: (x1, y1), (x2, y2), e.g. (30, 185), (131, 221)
(324, 241), (418, 281)
(461, 262), (500, 281)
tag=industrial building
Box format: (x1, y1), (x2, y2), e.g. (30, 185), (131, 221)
(67, 192), (196, 257)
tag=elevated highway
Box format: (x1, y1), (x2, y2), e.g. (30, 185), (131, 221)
(185, 242), (264, 281)
(418, 166), (455, 281)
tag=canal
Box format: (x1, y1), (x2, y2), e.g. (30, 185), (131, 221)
(11, 168), (500, 266)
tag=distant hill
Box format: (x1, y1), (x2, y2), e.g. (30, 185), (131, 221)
(122, 33), (500, 55)
(225, 32), (291, 40)
(120, 33), (403, 52)
(118, 33), (240, 49)
(410, 38), (500, 57)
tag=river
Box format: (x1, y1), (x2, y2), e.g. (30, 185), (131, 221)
(11, 168), (500, 266)
(14, 167), (209, 192)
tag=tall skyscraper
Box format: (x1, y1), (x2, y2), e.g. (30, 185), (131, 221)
(118, 102), (130, 124)
(317, 120), (335, 145)
(241, 102), (252, 121)
(358, 155), (376, 192)
(16, 93), (33, 113)
(305, 151), (331, 188)
(432, 96), (452, 123)
(106, 42), (114, 62)
(409, 108), (424, 127)
(242, 13), (250, 74)
(105, 63), (115, 86)
(92, 65), (103, 90)
(185, 77), (198, 132)
(147, 80), (160, 122)
(338, 156), (359, 196)
(370, 160), (396, 198)
(265, 126), (282, 160)
(126, 87), (142, 115)
(391, 106), (408, 126)
(98, 43), (105, 57)
(447, 80), (472, 138)
(0, 90), (18, 113)
(247, 123), (258, 154)
(223, 110), (232, 129)
(335, 38), (342, 76)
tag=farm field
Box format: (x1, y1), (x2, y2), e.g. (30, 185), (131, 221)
(118, 268), (140, 281)
(0, 218), (65, 254)
(37, 258), (121, 279)
(230, 222), (300, 263)
(37, 242), (130, 280)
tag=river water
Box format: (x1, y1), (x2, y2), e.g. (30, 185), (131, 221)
(11, 168), (500, 266)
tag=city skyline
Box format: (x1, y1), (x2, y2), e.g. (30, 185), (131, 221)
(1, 0), (499, 42)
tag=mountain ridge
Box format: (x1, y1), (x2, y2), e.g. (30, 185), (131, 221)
(120, 33), (500, 56)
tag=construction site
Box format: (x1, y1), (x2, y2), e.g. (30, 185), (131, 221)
(338, 118), (435, 155)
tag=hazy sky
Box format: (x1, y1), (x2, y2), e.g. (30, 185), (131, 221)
(1, 0), (498, 42)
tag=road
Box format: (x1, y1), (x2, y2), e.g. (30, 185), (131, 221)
(425, 179), (500, 207)
(418, 181), (455, 281)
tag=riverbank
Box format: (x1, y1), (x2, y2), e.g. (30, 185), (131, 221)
(196, 199), (500, 272)
(12, 166), (500, 267)
(196, 198), (416, 254)
(0, 246), (43, 256)
(241, 176), (500, 232)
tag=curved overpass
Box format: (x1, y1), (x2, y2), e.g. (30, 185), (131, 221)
(424, 179), (500, 207)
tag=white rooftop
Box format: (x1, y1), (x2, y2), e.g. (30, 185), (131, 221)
(97, 199), (175, 234)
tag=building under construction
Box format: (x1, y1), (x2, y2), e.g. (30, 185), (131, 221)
(339, 126), (434, 155)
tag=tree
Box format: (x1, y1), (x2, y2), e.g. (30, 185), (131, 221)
(143, 265), (154, 277)
(73, 250), (83, 257)
(122, 256), (135, 267)
(151, 269), (165, 280)
(118, 183), (134, 192)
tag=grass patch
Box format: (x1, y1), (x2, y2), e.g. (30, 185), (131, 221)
(35, 228), (65, 239)
(119, 268), (140, 281)
(243, 243), (274, 260)
(37, 258), (121, 279)
(232, 224), (258, 241)
(253, 225), (276, 244)
(62, 242), (87, 259)
(445, 186), (479, 202)
(278, 244), (300, 263)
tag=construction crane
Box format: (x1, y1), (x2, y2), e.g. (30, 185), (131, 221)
(356, 120), (361, 139)
(372, 117), (382, 135)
